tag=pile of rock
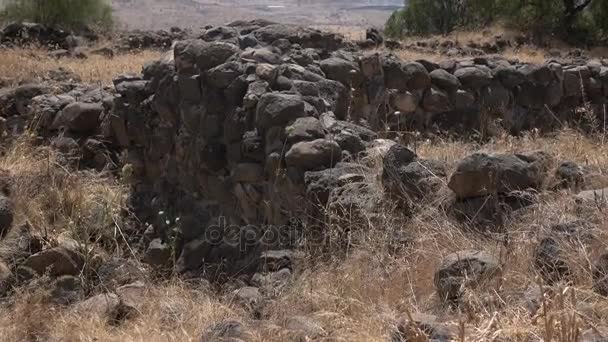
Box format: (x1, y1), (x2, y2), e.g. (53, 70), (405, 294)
(102, 20), (608, 283)
(115, 27), (193, 51)
(0, 68), (120, 170)
(0, 22), (97, 50)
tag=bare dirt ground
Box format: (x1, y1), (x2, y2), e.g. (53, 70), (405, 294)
(111, 0), (400, 33)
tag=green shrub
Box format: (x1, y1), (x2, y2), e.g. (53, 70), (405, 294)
(385, 0), (464, 36)
(0, 0), (113, 31)
(385, 0), (606, 45)
(589, 0), (608, 41)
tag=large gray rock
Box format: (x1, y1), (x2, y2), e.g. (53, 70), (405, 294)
(563, 66), (590, 98)
(317, 79), (349, 120)
(285, 139), (342, 170)
(403, 62), (431, 90)
(519, 64), (554, 86)
(144, 238), (172, 269)
(382, 57), (407, 91)
(51, 102), (103, 133)
(240, 47), (281, 64)
(434, 250), (500, 302)
(517, 81), (562, 109)
(202, 25), (238, 43)
(320, 57), (359, 86)
(448, 194), (506, 228)
(480, 82), (511, 109)
(448, 152), (546, 199)
(174, 40), (239, 72)
(389, 91), (418, 113)
(0, 83), (50, 116)
(450, 89), (476, 110)
(253, 24), (343, 50)
(382, 144), (446, 200)
(454, 67), (492, 89)
(21, 246), (84, 278)
(256, 93), (306, 130)
(430, 69), (461, 92)
(328, 181), (381, 223)
(422, 87), (452, 113)
(493, 66), (526, 88)
(326, 119), (377, 142)
(334, 130), (366, 155)
(285, 117), (325, 144)
(304, 162), (370, 205)
(205, 61), (244, 88)
(29, 94), (75, 133)
(379, 58), (428, 92)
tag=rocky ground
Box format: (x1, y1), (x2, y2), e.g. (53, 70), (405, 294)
(0, 19), (608, 342)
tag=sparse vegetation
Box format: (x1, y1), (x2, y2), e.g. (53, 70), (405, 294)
(386, 0), (608, 45)
(0, 48), (161, 86)
(0, 0), (113, 31)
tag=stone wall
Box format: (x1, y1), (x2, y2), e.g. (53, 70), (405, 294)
(109, 21), (608, 278)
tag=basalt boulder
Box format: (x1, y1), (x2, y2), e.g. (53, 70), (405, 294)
(434, 250), (501, 303)
(448, 152), (547, 199)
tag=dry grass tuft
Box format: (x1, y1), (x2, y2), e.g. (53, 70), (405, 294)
(0, 136), (127, 251)
(0, 48), (161, 86)
(0, 281), (242, 342)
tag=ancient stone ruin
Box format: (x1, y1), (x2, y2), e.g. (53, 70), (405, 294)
(3, 20), (608, 285)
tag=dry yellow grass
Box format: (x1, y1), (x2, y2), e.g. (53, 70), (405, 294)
(392, 24), (607, 64)
(0, 39), (607, 341)
(0, 48), (162, 86)
(0, 137), (127, 242)
(0, 131), (606, 341)
(393, 46), (550, 65)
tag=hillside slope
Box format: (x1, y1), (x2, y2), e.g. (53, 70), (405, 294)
(111, 0), (399, 30)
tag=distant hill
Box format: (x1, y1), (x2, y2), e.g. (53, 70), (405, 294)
(111, 0), (399, 30)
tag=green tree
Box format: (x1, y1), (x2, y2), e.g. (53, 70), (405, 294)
(0, 0), (113, 31)
(589, 0), (608, 40)
(386, 0), (606, 45)
(385, 0), (504, 37)
(385, 0), (464, 36)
